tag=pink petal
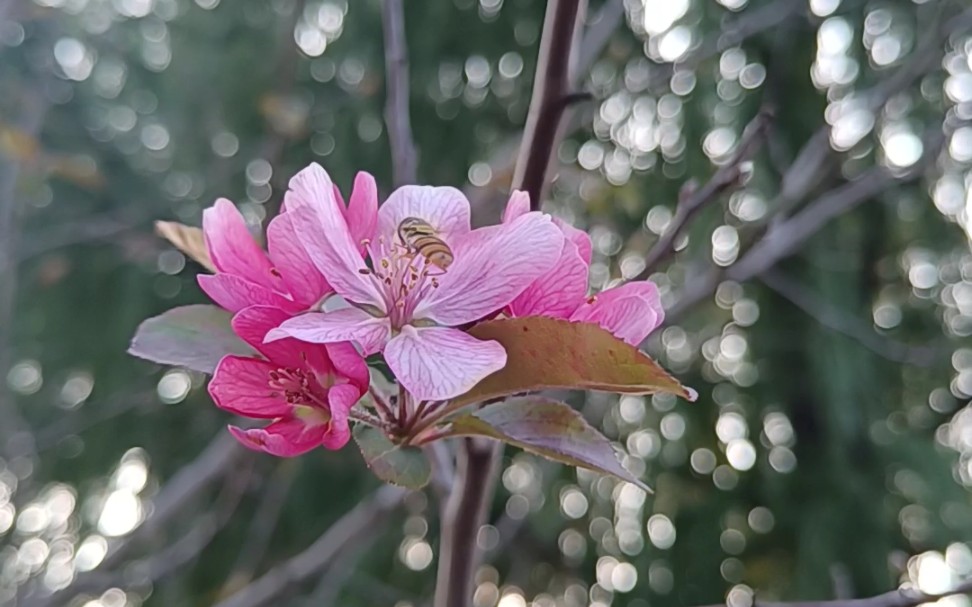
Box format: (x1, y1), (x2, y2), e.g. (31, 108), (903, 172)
(202, 199), (279, 290)
(569, 281), (665, 345)
(228, 421), (325, 457)
(267, 213), (331, 309)
(384, 326), (506, 401)
(509, 238), (588, 318)
(324, 342), (370, 393)
(345, 171), (379, 251)
(198, 274), (303, 314)
(501, 190), (531, 223)
(377, 185), (471, 244)
(320, 383), (359, 449)
(286, 168), (386, 311)
(231, 305), (327, 370)
(415, 212), (564, 326)
(554, 218), (593, 266)
(266, 308), (391, 356)
(209, 356), (290, 418)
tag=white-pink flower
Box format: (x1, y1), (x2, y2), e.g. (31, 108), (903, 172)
(266, 164), (564, 401)
(504, 191), (665, 345)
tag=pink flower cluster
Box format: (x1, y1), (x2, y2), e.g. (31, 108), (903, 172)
(201, 164), (664, 456)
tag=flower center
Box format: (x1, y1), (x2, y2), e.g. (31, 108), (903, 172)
(361, 235), (443, 328)
(268, 368), (331, 422)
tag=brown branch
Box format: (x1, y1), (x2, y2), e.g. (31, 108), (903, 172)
(433, 438), (503, 607)
(572, 0), (624, 86)
(381, 0), (417, 187)
(24, 434), (248, 606)
(212, 484), (405, 607)
(219, 460), (299, 594)
(513, 0), (585, 210)
(637, 106), (773, 278)
(663, 127), (948, 326)
(644, 0), (805, 94)
(760, 268), (942, 367)
(696, 579), (972, 607)
(434, 4), (586, 607)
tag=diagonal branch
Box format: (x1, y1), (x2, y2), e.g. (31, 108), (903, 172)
(663, 127), (949, 325)
(760, 268), (941, 367)
(695, 579), (972, 607)
(637, 106), (773, 278)
(381, 0), (418, 187)
(24, 433), (245, 607)
(513, 0), (585, 210)
(212, 484), (405, 607)
(434, 3), (587, 607)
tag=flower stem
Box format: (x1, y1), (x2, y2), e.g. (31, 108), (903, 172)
(369, 386), (395, 423)
(348, 408), (384, 429)
(397, 383), (408, 428)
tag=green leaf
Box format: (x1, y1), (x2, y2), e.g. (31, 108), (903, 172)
(353, 425), (430, 490)
(451, 317), (697, 409)
(450, 398), (651, 493)
(128, 304), (257, 374)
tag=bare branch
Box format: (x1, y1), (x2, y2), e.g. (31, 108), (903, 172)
(760, 268), (941, 367)
(637, 106), (773, 278)
(212, 484), (405, 607)
(572, 0), (624, 87)
(695, 579), (972, 607)
(513, 0), (585, 210)
(24, 435), (247, 607)
(729, 129), (945, 281)
(26, 433), (243, 606)
(435, 4), (587, 607)
(645, 0), (805, 94)
(433, 438), (503, 607)
(663, 127), (948, 326)
(220, 460), (299, 594)
(381, 0), (418, 187)
(0, 84), (49, 465)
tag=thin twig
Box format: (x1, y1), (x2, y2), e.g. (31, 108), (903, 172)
(512, 0), (585, 210)
(212, 484), (405, 607)
(0, 83), (49, 467)
(28, 433), (243, 606)
(644, 0), (805, 94)
(729, 129), (946, 281)
(760, 268), (941, 367)
(572, 0), (624, 86)
(663, 127), (949, 326)
(220, 460), (299, 594)
(695, 579), (972, 607)
(381, 0), (418, 187)
(638, 107), (773, 278)
(369, 385), (396, 422)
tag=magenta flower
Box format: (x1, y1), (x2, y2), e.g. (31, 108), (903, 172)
(197, 172), (376, 314)
(209, 305), (369, 456)
(266, 163), (564, 401)
(503, 191), (665, 345)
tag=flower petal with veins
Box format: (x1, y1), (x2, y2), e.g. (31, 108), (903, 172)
(267, 307), (391, 356)
(415, 212), (563, 325)
(384, 325), (507, 401)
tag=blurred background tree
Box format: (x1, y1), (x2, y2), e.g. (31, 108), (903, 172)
(2, 0), (972, 606)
